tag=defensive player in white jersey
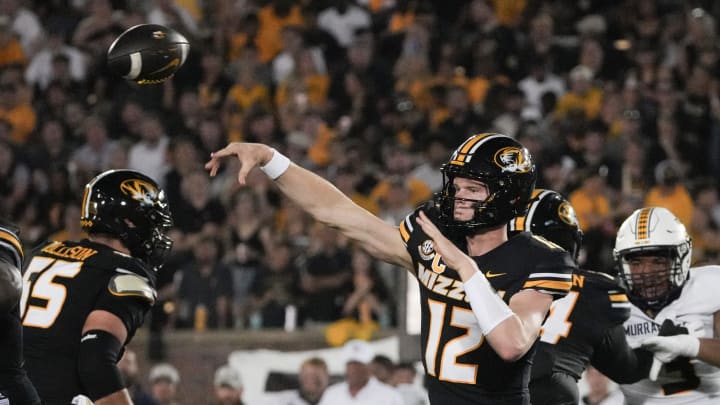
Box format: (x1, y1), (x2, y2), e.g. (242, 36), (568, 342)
(614, 207), (720, 404)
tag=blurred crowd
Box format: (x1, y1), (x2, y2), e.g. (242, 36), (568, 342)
(117, 341), (433, 405)
(3, 0), (720, 339)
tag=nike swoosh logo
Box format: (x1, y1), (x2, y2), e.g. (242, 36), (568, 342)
(81, 333), (98, 342)
(149, 57), (180, 75)
(485, 271), (507, 278)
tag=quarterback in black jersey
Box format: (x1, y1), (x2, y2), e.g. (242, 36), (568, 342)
(206, 133), (576, 405)
(0, 220), (41, 405)
(20, 170), (173, 405)
(511, 189), (652, 405)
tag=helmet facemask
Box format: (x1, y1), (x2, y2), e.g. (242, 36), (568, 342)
(121, 205), (174, 268)
(82, 170), (174, 269)
(616, 244), (690, 312)
(436, 174), (499, 232)
(433, 133), (536, 237)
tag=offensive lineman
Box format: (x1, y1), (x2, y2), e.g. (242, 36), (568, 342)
(20, 170), (173, 405)
(508, 190), (653, 404)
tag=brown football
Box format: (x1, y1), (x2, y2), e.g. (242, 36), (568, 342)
(107, 24), (190, 85)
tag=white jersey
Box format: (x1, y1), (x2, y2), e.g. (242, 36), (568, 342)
(621, 265), (720, 404)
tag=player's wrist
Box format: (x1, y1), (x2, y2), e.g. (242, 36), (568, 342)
(260, 148), (291, 180)
(463, 272), (513, 335)
(683, 335), (700, 358)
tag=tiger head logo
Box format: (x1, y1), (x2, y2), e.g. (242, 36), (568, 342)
(494, 147), (532, 173)
(120, 179), (160, 206)
(558, 201), (579, 227)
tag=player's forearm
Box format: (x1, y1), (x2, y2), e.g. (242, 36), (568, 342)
(590, 325), (652, 383)
(275, 163), (359, 227)
(94, 389), (133, 405)
(593, 348), (653, 384)
(486, 315), (538, 361)
(697, 338), (720, 367)
(276, 163), (410, 267)
(460, 269), (536, 361)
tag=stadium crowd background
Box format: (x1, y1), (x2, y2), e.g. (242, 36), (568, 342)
(3, 0), (720, 378)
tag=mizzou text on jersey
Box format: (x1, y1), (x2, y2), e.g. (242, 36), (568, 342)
(400, 207), (575, 404)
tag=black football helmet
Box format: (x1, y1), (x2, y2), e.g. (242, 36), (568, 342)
(434, 133), (537, 235)
(81, 169), (173, 268)
(508, 189), (583, 261)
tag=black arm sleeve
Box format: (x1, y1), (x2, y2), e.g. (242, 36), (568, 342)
(590, 325), (654, 384)
(77, 329), (126, 400)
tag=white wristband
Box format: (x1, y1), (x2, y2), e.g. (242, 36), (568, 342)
(260, 148), (291, 180)
(464, 272), (513, 335)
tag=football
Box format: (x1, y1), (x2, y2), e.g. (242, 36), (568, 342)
(107, 24), (190, 85)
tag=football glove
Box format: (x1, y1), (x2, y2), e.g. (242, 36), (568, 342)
(642, 335), (700, 381)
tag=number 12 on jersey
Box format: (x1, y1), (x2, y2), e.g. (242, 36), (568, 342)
(425, 299), (485, 384)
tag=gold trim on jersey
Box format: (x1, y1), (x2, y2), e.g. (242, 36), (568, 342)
(523, 279), (572, 291)
(609, 293), (629, 302)
(399, 220), (410, 243)
(41, 241), (98, 261)
(0, 229), (23, 259)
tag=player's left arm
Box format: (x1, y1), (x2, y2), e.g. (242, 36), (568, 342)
(641, 310), (720, 368)
(78, 270), (156, 404)
(78, 310), (133, 405)
(591, 325), (654, 383)
(416, 211), (554, 361)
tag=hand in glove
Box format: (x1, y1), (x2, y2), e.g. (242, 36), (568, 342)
(641, 334), (700, 381)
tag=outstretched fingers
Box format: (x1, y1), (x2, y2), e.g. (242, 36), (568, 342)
(204, 146), (234, 177)
(204, 143), (266, 185)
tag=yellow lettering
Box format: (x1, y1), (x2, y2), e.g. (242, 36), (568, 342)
(431, 254), (446, 274)
(40, 242), (97, 261)
(572, 274), (584, 288)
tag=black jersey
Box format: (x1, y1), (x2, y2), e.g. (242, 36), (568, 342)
(21, 239), (156, 405)
(532, 269), (631, 381)
(399, 208), (575, 404)
(530, 269), (650, 405)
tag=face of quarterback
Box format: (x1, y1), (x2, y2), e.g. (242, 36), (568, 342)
(626, 252), (673, 301)
(452, 177), (489, 221)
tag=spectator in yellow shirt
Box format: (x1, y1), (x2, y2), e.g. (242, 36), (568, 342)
(644, 160), (694, 228)
(0, 83), (36, 145)
(555, 65), (604, 120)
